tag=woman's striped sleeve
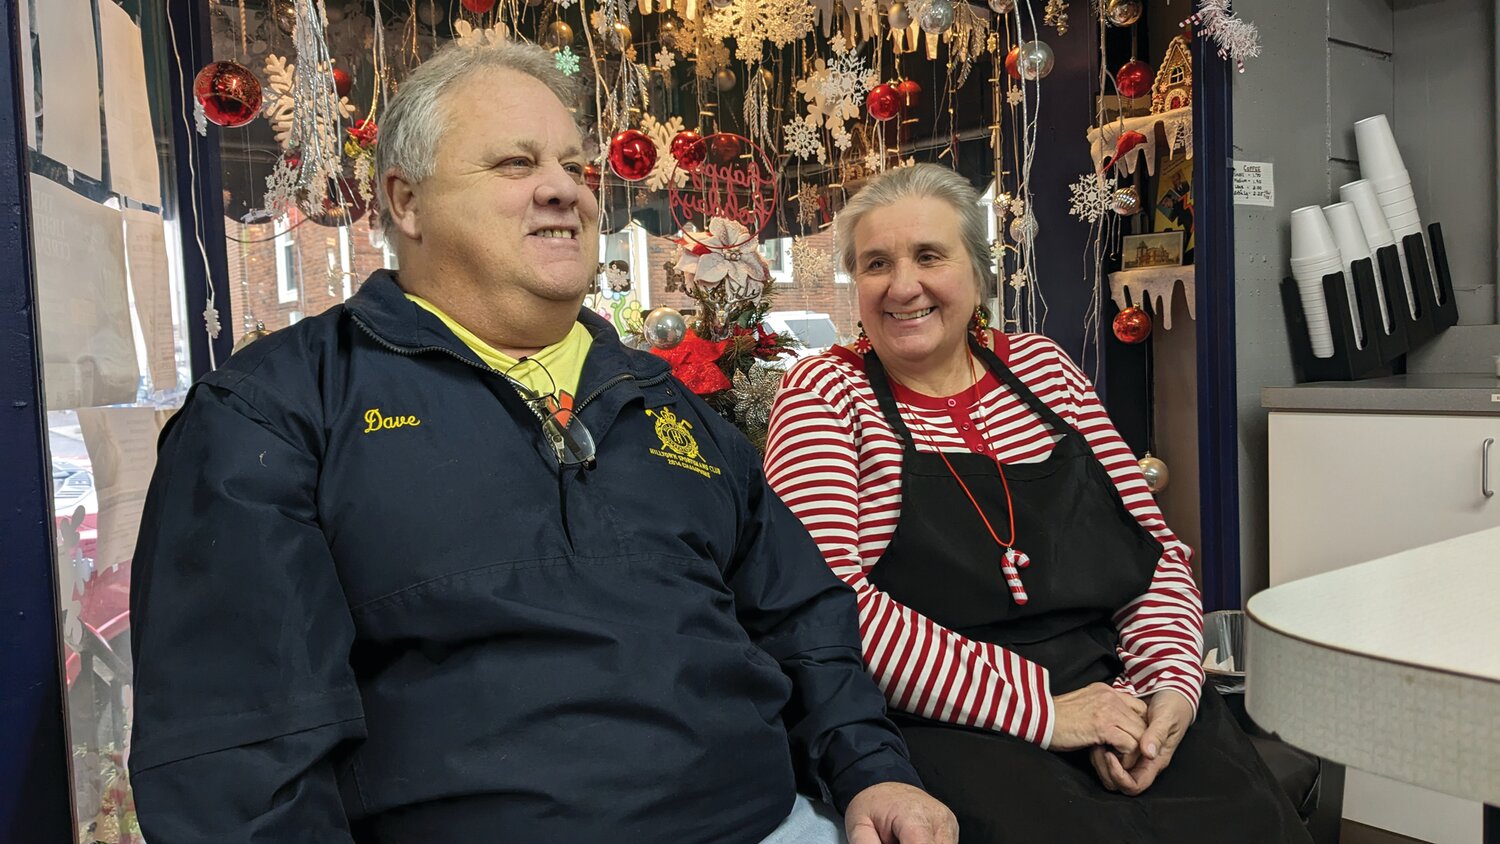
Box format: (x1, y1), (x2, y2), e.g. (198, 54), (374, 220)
(1047, 340), (1206, 709)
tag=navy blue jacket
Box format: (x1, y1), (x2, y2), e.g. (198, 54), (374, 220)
(128, 272), (920, 843)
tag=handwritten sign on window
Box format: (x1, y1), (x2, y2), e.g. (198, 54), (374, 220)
(1232, 160), (1275, 207)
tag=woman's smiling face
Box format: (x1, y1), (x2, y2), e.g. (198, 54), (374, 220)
(851, 196), (980, 372)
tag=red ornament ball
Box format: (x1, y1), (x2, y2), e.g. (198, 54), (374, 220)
(583, 163), (601, 193)
(670, 130), (706, 171)
(897, 78), (922, 111)
(1004, 46), (1022, 81)
(709, 133), (741, 164)
(607, 129), (657, 182)
(461, 0), (498, 12)
(1116, 59), (1154, 99)
(1113, 306), (1153, 344)
(332, 67), (353, 98)
(867, 84), (901, 122)
(193, 61), (262, 128)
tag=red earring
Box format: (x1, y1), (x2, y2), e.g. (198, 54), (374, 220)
(970, 306), (991, 348)
(853, 321), (872, 354)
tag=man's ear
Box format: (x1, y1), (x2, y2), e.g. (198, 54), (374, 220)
(384, 169), (421, 240)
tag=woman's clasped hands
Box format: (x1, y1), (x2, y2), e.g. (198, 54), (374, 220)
(1051, 683), (1195, 797)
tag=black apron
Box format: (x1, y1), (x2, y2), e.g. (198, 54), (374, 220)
(863, 342), (1309, 844)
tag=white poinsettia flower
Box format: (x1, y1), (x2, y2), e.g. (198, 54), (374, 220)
(692, 218), (766, 290)
(675, 251), (701, 278)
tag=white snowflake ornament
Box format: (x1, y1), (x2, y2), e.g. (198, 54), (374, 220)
(555, 47), (581, 76)
(791, 237), (836, 285)
(640, 114), (690, 192)
(261, 54), (355, 150)
(1067, 172), (1114, 223)
(783, 114), (826, 163)
(656, 47), (676, 71)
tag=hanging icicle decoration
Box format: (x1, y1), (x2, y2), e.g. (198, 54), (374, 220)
(263, 0), (353, 218)
(743, 63), (773, 152)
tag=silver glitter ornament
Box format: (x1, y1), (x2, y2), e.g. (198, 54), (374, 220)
(644, 307), (688, 349)
(919, 0), (955, 33)
(1015, 40), (1055, 80)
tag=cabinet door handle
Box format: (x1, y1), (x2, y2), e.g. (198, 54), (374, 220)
(1485, 438), (1496, 499)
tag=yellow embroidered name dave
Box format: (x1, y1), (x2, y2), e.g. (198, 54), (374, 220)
(645, 407), (721, 479)
(364, 408), (422, 433)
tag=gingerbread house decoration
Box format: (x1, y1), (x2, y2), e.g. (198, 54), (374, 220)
(1151, 35), (1193, 114)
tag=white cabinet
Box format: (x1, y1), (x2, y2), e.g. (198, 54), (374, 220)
(1269, 412), (1500, 584)
(1268, 410), (1500, 843)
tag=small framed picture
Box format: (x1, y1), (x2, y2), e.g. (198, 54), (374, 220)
(1121, 231), (1185, 269)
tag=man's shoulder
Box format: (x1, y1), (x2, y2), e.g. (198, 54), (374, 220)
(191, 306), (353, 433)
(211, 306), (353, 383)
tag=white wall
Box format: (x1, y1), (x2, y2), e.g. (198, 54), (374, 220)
(1227, 0), (1498, 597)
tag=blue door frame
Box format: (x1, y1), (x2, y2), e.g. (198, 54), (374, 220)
(1191, 35), (1241, 612)
(0, 0), (74, 838)
(0, 4), (1242, 835)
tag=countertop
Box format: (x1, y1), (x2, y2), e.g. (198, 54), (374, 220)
(1262, 373), (1500, 414)
(1245, 526), (1500, 805)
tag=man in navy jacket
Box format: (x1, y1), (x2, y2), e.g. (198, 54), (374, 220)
(128, 38), (956, 844)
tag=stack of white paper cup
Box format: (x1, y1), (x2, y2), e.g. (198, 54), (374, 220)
(1323, 202), (1372, 346)
(1289, 205), (1341, 358)
(1340, 179), (1407, 327)
(1354, 114), (1434, 305)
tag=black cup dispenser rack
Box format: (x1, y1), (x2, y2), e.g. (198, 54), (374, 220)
(1280, 222), (1459, 383)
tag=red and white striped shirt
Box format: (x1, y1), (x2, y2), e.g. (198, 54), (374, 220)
(763, 331), (1204, 748)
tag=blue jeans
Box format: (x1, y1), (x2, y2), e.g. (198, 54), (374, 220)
(758, 794), (848, 844)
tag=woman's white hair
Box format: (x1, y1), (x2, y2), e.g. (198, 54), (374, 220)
(374, 39), (584, 236)
(833, 163), (995, 294)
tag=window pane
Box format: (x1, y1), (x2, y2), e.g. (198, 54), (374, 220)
(24, 0), (187, 839)
(214, 5), (388, 349)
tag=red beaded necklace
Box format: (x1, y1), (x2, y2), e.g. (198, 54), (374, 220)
(902, 350), (1033, 605)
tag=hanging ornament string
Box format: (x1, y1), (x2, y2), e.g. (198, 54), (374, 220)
(164, 0), (221, 363)
(1078, 3), (1113, 379)
(1007, 0), (1045, 333)
(238, 0), (249, 56)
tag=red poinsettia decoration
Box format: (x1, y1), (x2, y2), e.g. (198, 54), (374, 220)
(651, 330), (731, 395)
(346, 118), (379, 150)
(733, 323), (791, 360)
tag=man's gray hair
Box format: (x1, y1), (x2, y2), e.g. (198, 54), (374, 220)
(832, 163), (995, 294)
(375, 39), (584, 235)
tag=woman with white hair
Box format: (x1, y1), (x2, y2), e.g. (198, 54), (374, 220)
(763, 163), (1307, 841)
